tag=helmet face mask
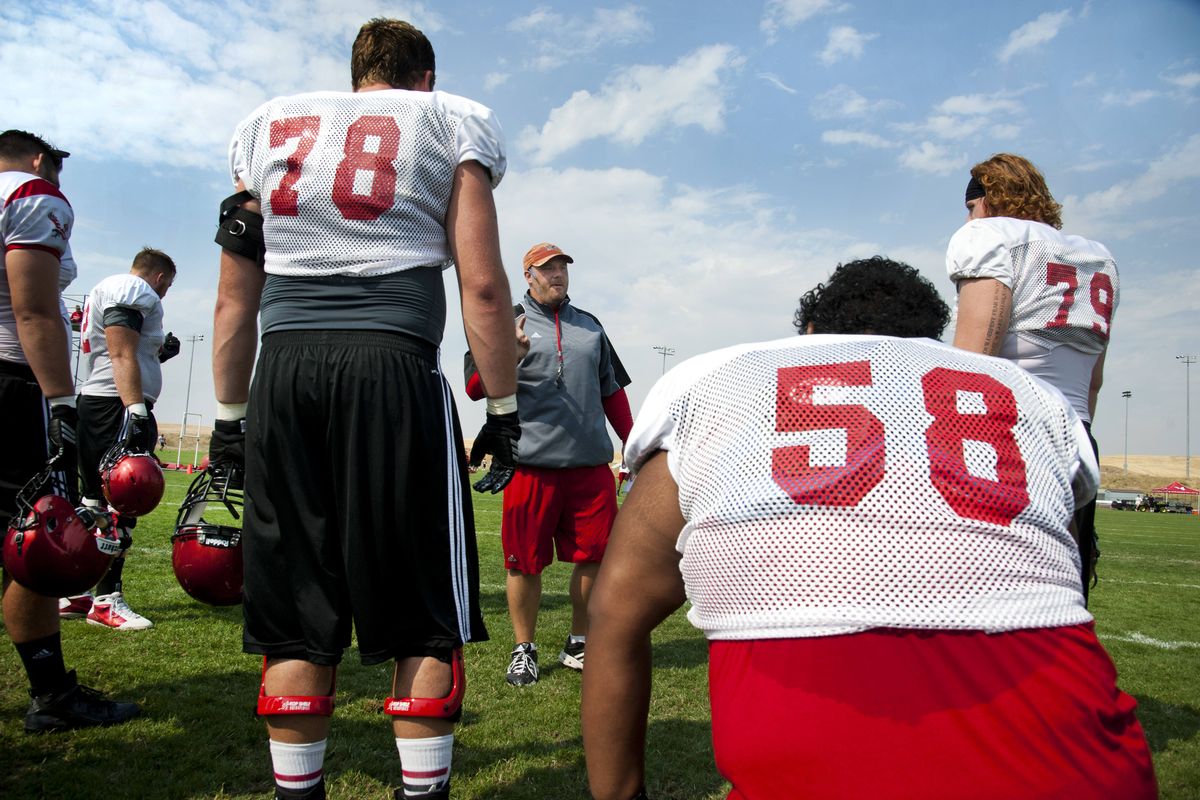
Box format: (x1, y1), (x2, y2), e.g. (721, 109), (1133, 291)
(3, 494), (117, 597)
(100, 447), (165, 517)
(171, 467), (244, 606)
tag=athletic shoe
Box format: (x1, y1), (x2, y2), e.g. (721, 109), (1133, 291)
(87, 592), (153, 630)
(394, 789), (448, 800)
(24, 670), (140, 733)
(58, 594), (93, 619)
(558, 637), (585, 671)
(506, 642), (539, 686)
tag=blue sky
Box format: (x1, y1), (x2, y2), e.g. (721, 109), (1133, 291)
(3, 0), (1198, 460)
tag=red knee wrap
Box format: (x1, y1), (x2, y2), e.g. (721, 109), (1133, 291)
(256, 657), (337, 716)
(384, 648), (465, 719)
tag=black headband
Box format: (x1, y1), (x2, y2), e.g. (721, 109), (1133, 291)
(965, 176), (985, 202)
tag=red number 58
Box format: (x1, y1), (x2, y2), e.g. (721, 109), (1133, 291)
(772, 362), (1030, 526)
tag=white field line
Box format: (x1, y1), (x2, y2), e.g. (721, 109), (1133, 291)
(1100, 578), (1200, 590)
(1099, 555), (1200, 565)
(1100, 632), (1200, 650)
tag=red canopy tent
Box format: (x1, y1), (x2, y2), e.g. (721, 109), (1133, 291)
(1150, 482), (1199, 510)
(1151, 481), (1199, 495)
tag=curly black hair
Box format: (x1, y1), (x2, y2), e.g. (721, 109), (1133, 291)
(793, 256), (951, 339)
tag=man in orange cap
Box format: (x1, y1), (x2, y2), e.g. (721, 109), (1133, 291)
(465, 241), (633, 687)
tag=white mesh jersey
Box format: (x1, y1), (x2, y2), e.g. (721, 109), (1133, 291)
(79, 273), (165, 401)
(625, 335), (1098, 641)
(0, 171), (74, 365)
(230, 89), (506, 277)
(947, 217), (1119, 420)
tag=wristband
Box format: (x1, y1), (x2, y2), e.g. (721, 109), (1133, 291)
(127, 402), (149, 417)
(217, 401), (248, 420)
(48, 395), (77, 409)
(486, 394), (518, 415)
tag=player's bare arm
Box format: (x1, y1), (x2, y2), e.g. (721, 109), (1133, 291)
(8, 249), (73, 397)
(583, 451), (687, 800)
(105, 323), (145, 407)
(212, 184), (265, 405)
(1088, 348), (1107, 420)
(953, 277), (1012, 356)
(447, 160), (518, 399)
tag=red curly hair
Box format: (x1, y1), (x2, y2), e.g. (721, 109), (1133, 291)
(971, 153), (1063, 230)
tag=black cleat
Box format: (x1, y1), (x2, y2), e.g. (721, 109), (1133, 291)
(505, 642), (539, 687)
(25, 671), (141, 733)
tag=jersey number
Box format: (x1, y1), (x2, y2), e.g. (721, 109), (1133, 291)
(772, 362), (1030, 525)
(1045, 261), (1114, 338)
(268, 115), (400, 222)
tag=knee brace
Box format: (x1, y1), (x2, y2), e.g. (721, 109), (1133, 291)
(256, 657), (336, 716)
(384, 648), (465, 720)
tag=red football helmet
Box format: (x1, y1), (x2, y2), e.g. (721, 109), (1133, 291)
(171, 466), (243, 606)
(3, 495), (120, 597)
(100, 447), (164, 517)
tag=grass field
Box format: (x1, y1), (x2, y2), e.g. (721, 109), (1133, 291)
(1, 473), (1197, 799)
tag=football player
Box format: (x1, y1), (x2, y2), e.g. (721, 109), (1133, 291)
(60, 247), (178, 629)
(582, 258), (1155, 799)
(948, 153), (1118, 600)
(0, 129), (140, 731)
(211, 19), (519, 800)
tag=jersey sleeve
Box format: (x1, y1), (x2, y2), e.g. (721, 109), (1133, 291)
(624, 345), (747, 476)
(946, 219), (1015, 287)
(454, 102), (506, 188)
(3, 178), (73, 259)
(229, 100), (273, 195)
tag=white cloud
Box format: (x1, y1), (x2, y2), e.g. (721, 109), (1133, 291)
(818, 26), (877, 66)
(894, 90), (1028, 143)
(1064, 134), (1200, 237)
(1101, 89), (1160, 107)
(0, 1), (449, 169)
(484, 72), (510, 90)
(1164, 71), (1200, 90)
(810, 85), (899, 119)
(822, 130), (896, 149)
(998, 9), (1072, 63)
(507, 4), (651, 70)
(936, 93), (1024, 116)
(761, 0), (844, 41)
(899, 141), (967, 175)
(519, 45), (744, 164)
(758, 72), (798, 94)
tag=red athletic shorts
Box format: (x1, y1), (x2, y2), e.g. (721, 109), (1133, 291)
(501, 464), (617, 574)
(708, 624), (1157, 800)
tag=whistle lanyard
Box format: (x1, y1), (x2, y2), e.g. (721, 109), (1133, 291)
(554, 307), (564, 385)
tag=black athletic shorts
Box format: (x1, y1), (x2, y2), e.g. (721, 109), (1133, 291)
(242, 330), (488, 666)
(1076, 421), (1099, 604)
(77, 395), (157, 512)
(0, 360), (48, 530)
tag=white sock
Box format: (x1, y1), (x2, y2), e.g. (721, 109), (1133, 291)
(269, 738), (327, 792)
(395, 733), (453, 796)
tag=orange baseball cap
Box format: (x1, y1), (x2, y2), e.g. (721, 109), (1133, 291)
(522, 242), (574, 270)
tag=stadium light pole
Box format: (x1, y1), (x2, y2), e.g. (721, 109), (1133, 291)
(1122, 390), (1131, 475)
(653, 345), (676, 376)
(1179, 355), (1197, 482)
(176, 334), (205, 466)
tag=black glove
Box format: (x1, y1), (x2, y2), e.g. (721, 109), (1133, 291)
(209, 417), (246, 471)
(469, 411), (520, 493)
(46, 403), (79, 504)
(120, 407), (152, 453)
(159, 331), (180, 363)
